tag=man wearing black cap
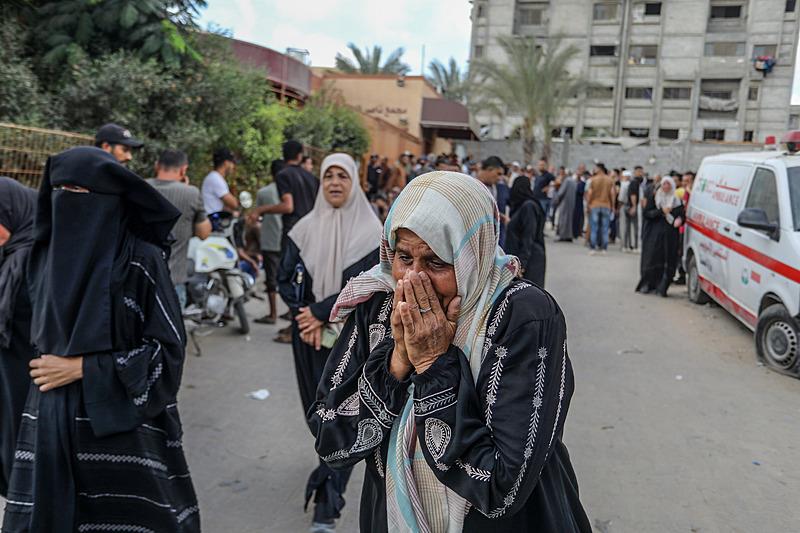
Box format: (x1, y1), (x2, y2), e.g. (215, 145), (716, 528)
(94, 123), (144, 165)
(201, 147), (238, 214)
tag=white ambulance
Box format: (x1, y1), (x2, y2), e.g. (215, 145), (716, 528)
(684, 140), (800, 377)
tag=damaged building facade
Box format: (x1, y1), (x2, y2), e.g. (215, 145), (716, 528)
(470, 0), (800, 144)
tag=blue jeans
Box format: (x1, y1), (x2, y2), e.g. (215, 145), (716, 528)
(590, 207), (611, 250)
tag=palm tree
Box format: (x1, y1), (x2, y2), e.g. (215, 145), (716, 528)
(427, 58), (468, 102)
(470, 36), (587, 161)
(335, 43), (410, 75)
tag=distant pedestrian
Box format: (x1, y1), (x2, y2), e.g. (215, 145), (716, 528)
(505, 171), (547, 286)
(94, 123), (144, 166)
(623, 167), (642, 252)
(147, 149), (211, 308)
(0, 177), (37, 498)
(201, 147), (238, 214)
(573, 164), (587, 239)
(277, 153), (381, 532)
(532, 157), (555, 215)
(555, 168), (578, 241)
(636, 176), (684, 296)
(586, 163), (615, 254)
(3, 147), (199, 532)
(250, 140), (320, 343)
(254, 159), (285, 325)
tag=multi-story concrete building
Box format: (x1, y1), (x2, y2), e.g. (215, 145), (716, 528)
(470, 0), (800, 144)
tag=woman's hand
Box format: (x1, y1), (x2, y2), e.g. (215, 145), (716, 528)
(300, 325), (323, 351)
(29, 355), (83, 392)
(296, 306), (324, 334)
(399, 271), (461, 374)
(389, 281), (413, 380)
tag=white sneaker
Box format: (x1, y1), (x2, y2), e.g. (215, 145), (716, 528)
(601, 250), (608, 255)
(589, 250), (597, 256)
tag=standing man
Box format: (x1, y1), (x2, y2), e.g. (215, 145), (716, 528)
(254, 159), (284, 325)
(94, 123), (144, 165)
(146, 149), (211, 308)
(586, 163), (615, 255)
(202, 147), (238, 215)
(248, 140), (319, 344)
(532, 157), (555, 219)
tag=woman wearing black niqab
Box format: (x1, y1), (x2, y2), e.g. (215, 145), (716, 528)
(0, 177), (37, 498)
(2, 147), (200, 533)
(504, 174), (547, 287)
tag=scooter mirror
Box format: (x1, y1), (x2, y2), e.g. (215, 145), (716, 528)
(239, 190), (254, 209)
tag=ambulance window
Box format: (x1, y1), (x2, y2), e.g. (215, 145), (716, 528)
(787, 167), (800, 230)
(745, 168), (779, 226)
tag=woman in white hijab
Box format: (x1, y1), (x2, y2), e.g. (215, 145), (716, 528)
(636, 176), (684, 296)
(278, 153), (382, 532)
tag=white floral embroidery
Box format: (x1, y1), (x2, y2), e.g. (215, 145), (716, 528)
(331, 327), (358, 389)
(484, 344), (508, 429)
(335, 392), (360, 416)
(315, 406), (337, 422)
(358, 369), (398, 428)
(424, 417), (452, 463)
(349, 418), (383, 454)
(369, 324), (387, 352)
(78, 525), (155, 533)
(377, 294), (392, 323)
(14, 450), (34, 462)
(132, 362), (163, 406)
(455, 459), (491, 482)
(487, 282), (531, 337)
(486, 344), (548, 518)
(413, 388), (456, 416)
(77, 453), (167, 472)
(123, 296), (145, 322)
(548, 346), (567, 449)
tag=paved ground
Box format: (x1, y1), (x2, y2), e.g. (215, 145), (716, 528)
(3, 235), (800, 532)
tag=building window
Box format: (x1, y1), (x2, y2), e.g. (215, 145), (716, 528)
(625, 87), (654, 100)
(623, 128), (650, 138)
(474, 45), (484, 58)
(699, 79), (740, 119)
(628, 45), (658, 65)
(787, 0), (797, 12)
(590, 45), (617, 57)
(663, 87), (692, 100)
(477, 3), (485, 17)
(517, 3), (546, 26)
(659, 128), (680, 140)
(704, 42), (745, 57)
(593, 2), (619, 21)
(703, 129), (726, 141)
(645, 2), (662, 15)
(748, 86), (759, 101)
(790, 114), (800, 129)
(744, 130), (754, 142)
(587, 86), (614, 100)
(709, 4), (742, 18)
(752, 44), (777, 58)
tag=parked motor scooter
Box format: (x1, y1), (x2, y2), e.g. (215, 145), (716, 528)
(184, 192), (255, 353)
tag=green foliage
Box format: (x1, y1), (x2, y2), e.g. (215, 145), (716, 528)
(0, 5), (372, 194)
(427, 58), (468, 103)
(284, 95), (369, 159)
(29, 0), (206, 71)
(471, 36), (587, 161)
(335, 43), (410, 75)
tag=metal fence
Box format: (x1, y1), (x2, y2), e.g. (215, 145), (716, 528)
(0, 123), (93, 189)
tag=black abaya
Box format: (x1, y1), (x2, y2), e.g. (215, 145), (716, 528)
(505, 200), (546, 287)
(278, 238), (379, 523)
(0, 178), (37, 497)
(3, 148), (199, 532)
(636, 188), (684, 295)
(309, 280), (591, 532)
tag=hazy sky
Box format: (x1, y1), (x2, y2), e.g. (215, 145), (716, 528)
(200, 0), (473, 75)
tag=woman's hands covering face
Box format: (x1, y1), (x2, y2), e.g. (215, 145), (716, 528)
(393, 271), (461, 375)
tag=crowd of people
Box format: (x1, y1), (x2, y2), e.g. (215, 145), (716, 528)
(0, 120), (697, 532)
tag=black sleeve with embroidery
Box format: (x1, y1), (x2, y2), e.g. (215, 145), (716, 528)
(82, 248), (187, 438)
(309, 293), (410, 469)
(410, 283), (574, 520)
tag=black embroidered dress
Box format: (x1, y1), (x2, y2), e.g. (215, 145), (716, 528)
(309, 280), (592, 532)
